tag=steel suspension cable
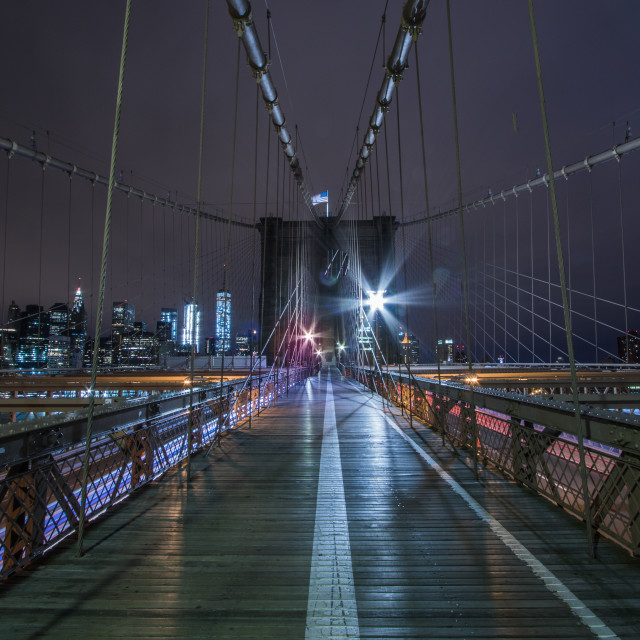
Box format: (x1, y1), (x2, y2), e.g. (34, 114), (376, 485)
(1, 159), (9, 331)
(218, 37), (242, 442)
(528, 0), (594, 556)
(617, 163), (630, 360)
(78, 0), (132, 557)
(588, 173), (598, 360)
(396, 87), (412, 424)
(414, 42), (445, 442)
(249, 84), (260, 427)
(66, 174), (72, 309)
(186, 0), (211, 481)
(446, 0), (478, 477)
(37, 165), (46, 351)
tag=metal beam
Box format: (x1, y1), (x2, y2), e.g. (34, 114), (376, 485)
(335, 0), (430, 223)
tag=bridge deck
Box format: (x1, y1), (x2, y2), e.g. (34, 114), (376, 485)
(2, 367), (639, 639)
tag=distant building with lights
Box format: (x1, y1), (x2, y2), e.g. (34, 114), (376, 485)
(437, 338), (454, 364)
(215, 290), (231, 355)
(399, 332), (420, 365)
(0, 327), (17, 368)
(69, 288), (87, 360)
(49, 303), (69, 336)
(120, 321), (157, 367)
(156, 320), (173, 343)
(182, 302), (201, 352)
(16, 305), (48, 368)
(160, 308), (178, 342)
(618, 330), (640, 364)
(236, 332), (249, 356)
(111, 301), (135, 365)
(47, 302), (71, 368)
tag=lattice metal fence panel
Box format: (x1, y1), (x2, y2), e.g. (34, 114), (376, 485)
(0, 367), (313, 580)
(346, 367), (640, 556)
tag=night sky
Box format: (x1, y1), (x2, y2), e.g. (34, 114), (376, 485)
(1, 1), (639, 358)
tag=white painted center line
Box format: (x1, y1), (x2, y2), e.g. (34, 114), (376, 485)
(306, 371), (360, 639)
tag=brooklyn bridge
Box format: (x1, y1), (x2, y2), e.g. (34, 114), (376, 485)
(1, 1), (639, 638)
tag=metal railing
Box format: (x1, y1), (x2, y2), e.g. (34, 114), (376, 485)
(0, 365), (317, 580)
(342, 365), (640, 557)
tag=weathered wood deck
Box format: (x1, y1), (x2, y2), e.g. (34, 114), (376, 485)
(2, 367), (639, 639)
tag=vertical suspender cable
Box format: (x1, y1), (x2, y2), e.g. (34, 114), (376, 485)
(414, 43), (445, 443)
(528, 0), (594, 557)
(530, 187), (535, 359)
(396, 88), (412, 426)
(78, 0), (132, 557)
(258, 115), (271, 415)
(187, 0), (211, 481)
(588, 173), (598, 361)
(446, 0), (478, 477)
(219, 37), (242, 440)
(516, 194), (520, 361)
(67, 175), (72, 310)
(616, 164), (629, 360)
(1, 160), (9, 332)
(249, 84), (260, 427)
(503, 200), (507, 358)
(37, 165), (46, 356)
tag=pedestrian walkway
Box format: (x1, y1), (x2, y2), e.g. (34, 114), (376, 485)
(2, 367), (639, 639)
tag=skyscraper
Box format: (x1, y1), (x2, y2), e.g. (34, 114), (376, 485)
(16, 304), (48, 368)
(112, 301), (135, 365)
(160, 307), (178, 342)
(618, 330), (640, 364)
(235, 332), (249, 356)
(112, 301), (135, 334)
(49, 302), (69, 336)
(182, 302), (201, 352)
(69, 287), (87, 352)
(215, 289), (231, 355)
(437, 338), (454, 364)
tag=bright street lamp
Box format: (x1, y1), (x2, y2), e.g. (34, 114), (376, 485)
(367, 289), (386, 313)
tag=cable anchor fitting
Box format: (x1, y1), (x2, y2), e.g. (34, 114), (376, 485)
(7, 140), (18, 160)
(231, 11), (252, 37)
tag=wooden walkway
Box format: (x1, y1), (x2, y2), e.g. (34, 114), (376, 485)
(2, 367), (639, 639)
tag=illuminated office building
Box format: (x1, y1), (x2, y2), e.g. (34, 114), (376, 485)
(236, 333), (249, 356)
(49, 302), (69, 336)
(16, 305), (48, 368)
(182, 302), (201, 352)
(160, 308), (178, 342)
(69, 288), (87, 354)
(111, 301), (134, 365)
(437, 338), (454, 364)
(215, 290), (231, 355)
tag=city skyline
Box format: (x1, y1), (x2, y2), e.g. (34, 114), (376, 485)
(1, 2), (639, 364)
